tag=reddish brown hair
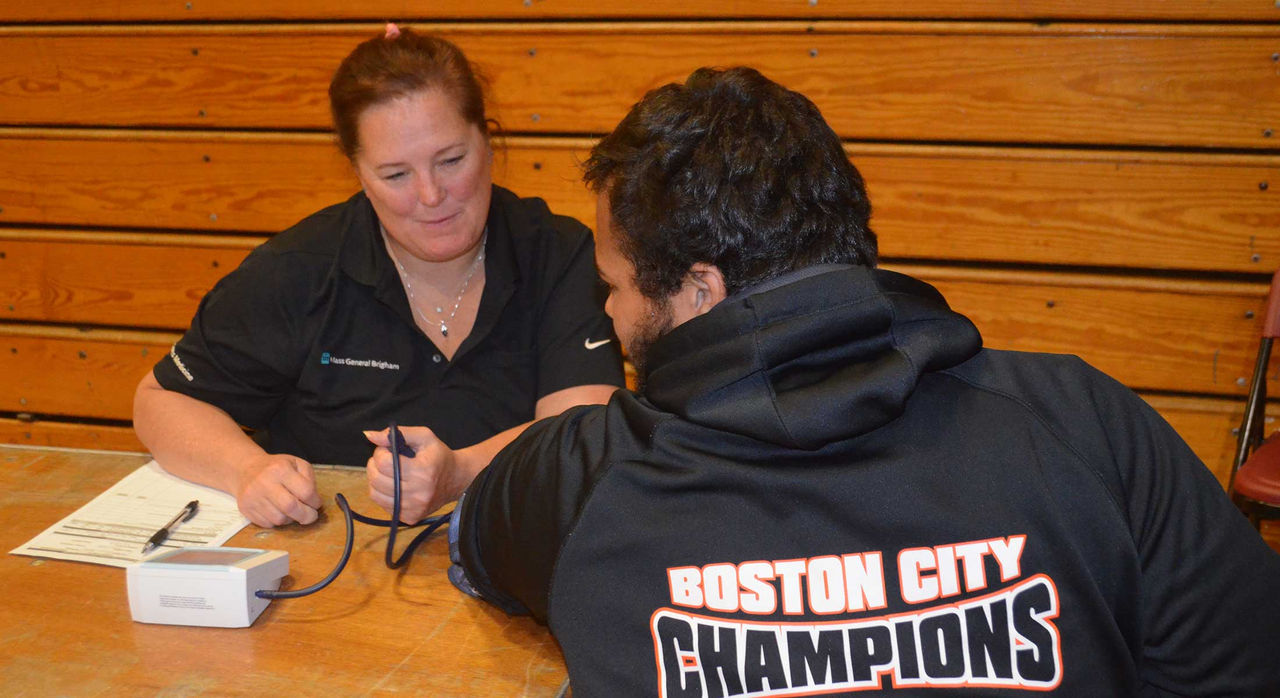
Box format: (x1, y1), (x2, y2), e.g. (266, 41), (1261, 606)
(328, 27), (489, 160)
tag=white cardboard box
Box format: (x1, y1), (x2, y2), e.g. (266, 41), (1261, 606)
(127, 547), (289, 628)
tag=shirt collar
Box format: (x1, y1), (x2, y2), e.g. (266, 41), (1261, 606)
(337, 186), (521, 354)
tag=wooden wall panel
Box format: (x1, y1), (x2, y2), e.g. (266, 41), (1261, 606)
(3, 134), (1276, 273)
(0, 419), (143, 452)
(0, 132), (354, 232)
(903, 267), (1269, 397)
(857, 146), (1280, 272)
(1, 1), (1276, 22)
(0, 326), (176, 421)
(1, 25), (1277, 148)
(0, 232), (261, 329)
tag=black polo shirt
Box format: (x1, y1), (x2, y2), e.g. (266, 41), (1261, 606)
(152, 186), (624, 466)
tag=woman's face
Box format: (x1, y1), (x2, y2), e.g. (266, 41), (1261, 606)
(352, 88), (492, 262)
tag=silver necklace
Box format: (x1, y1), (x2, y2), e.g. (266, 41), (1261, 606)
(386, 231), (486, 338)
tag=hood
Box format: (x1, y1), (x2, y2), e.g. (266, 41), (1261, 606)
(643, 266), (981, 449)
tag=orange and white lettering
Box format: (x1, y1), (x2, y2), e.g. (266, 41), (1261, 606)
(935, 545), (961, 597)
(843, 552), (887, 611)
(952, 541), (991, 592)
(702, 563), (739, 613)
(773, 559), (808, 615)
(806, 556), (846, 614)
(668, 566), (703, 608)
(738, 561), (777, 614)
(989, 535), (1026, 582)
(899, 548), (939, 604)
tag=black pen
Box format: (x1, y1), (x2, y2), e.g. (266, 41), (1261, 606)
(141, 500), (200, 555)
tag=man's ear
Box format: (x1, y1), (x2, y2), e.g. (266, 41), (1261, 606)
(671, 263), (728, 324)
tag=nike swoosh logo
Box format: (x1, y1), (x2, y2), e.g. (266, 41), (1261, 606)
(584, 338), (612, 350)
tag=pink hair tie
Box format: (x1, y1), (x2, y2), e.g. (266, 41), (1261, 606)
(384, 22), (401, 39)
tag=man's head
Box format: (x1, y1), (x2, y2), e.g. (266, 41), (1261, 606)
(585, 67), (877, 380)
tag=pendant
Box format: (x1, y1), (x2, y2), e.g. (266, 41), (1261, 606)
(440, 322), (449, 337)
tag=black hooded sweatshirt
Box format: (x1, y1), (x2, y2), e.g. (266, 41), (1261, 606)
(455, 265), (1280, 697)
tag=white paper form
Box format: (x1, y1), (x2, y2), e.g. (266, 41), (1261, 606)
(10, 460), (250, 568)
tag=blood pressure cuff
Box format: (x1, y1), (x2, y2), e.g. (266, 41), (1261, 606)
(446, 403), (616, 623)
(447, 494), (529, 617)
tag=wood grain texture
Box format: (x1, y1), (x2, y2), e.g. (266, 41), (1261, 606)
(1, 1), (1276, 22)
(0, 448), (567, 695)
(3, 135), (1277, 273)
(853, 145), (1280, 272)
(0, 325), (178, 420)
(0, 417), (143, 451)
(1, 24), (1276, 147)
(0, 233), (262, 329)
(904, 266), (1270, 399)
(0, 133), (356, 233)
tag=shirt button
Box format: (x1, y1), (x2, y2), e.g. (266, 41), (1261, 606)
(432, 354), (442, 363)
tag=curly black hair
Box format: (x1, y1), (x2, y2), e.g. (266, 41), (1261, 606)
(584, 66), (876, 300)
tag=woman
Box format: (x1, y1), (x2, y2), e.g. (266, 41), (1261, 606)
(133, 26), (623, 528)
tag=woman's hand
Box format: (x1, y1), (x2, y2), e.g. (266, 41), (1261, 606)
(364, 427), (470, 523)
(235, 453), (322, 527)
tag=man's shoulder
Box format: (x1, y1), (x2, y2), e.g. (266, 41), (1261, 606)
(939, 348), (1162, 471)
(943, 348), (1128, 408)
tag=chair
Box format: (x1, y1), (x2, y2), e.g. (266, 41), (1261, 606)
(1229, 269), (1280, 528)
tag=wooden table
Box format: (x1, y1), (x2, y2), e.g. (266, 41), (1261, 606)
(0, 446), (567, 695)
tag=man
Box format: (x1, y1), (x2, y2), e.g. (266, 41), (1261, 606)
(386, 67), (1280, 695)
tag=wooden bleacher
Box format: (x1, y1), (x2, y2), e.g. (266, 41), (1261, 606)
(0, 3), (1277, 490)
(1, 1), (1276, 22)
